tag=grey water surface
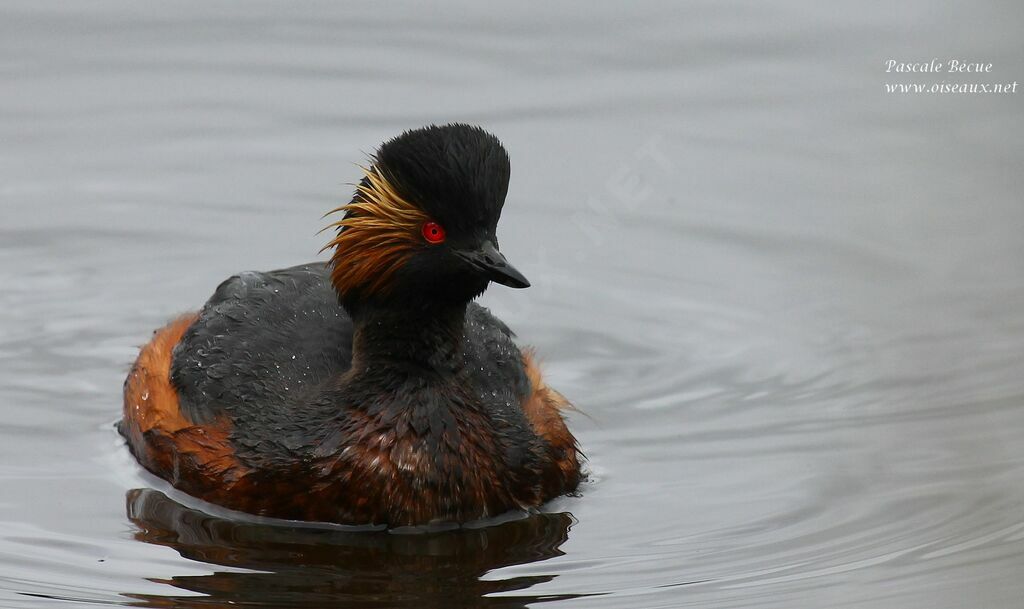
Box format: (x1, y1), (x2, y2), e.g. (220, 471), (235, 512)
(2, 1), (1024, 608)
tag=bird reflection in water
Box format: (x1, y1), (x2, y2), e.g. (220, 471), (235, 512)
(124, 488), (589, 608)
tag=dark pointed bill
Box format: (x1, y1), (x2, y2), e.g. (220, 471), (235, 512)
(455, 241), (530, 288)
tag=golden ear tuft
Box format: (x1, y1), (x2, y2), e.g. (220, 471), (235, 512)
(322, 166), (430, 298)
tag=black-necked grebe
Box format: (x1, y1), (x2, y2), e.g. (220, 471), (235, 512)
(119, 124), (581, 526)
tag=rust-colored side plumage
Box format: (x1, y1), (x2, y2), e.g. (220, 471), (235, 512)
(122, 313), (251, 501)
(521, 350), (582, 496)
(323, 166), (429, 297)
(122, 313), (200, 440)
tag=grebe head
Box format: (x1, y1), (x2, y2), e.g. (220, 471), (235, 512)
(325, 124), (529, 309)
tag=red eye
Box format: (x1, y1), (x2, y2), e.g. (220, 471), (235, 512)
(421, 221), (446, 244)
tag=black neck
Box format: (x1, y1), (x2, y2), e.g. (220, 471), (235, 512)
(347, 300), (468, 372)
